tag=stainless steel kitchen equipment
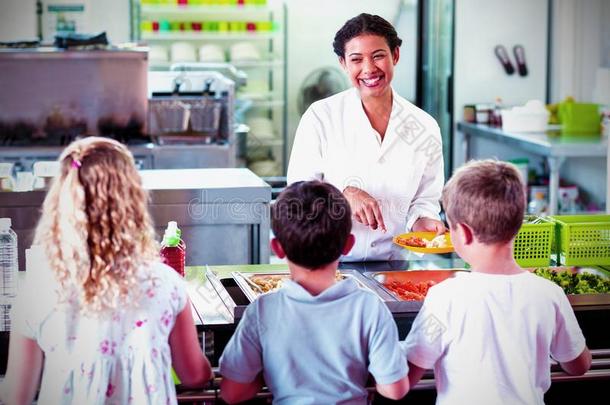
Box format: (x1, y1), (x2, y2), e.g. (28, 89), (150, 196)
(0, 48), (239, 171)
(0, 47), (148, 146)
(148, 70), (235, 147)
(0, 168), (271, 271)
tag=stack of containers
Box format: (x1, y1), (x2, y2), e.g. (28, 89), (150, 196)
(515, 214), (610, 268)
(549, 215), (610, 266)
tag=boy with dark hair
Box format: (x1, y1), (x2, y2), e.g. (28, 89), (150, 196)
(404, 160), (591, 404)
(220, 180), (409, 404)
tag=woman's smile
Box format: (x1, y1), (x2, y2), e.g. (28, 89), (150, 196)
(359, 74), (385, 88)
(340, 34), (398, 99)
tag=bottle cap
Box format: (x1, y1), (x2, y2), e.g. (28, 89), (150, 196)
(163, 234), (181, 247)
(0, 218), (11, 229)
(163, 221), (181, 247)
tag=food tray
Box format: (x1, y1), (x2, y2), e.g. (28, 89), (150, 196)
(528, 266), (610, 307)
(549, 215), (610, 266)
(364, 270), (467, 313)
(231, 269), (377, 303)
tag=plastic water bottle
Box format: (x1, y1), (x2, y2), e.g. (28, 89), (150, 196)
(160, 221), (186, 277)
(0, 218), (18, 299)
(0, 218), (18, 332)
(528, 192), (548, 216)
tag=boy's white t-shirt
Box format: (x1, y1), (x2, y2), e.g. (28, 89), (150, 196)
(403, 271), (586, 405)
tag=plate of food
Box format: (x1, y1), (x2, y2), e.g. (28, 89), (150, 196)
(393, 231), (453, 254)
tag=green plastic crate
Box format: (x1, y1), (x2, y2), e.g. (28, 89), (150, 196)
(550, 215), (610, 266)
(514, 216), (554, 267)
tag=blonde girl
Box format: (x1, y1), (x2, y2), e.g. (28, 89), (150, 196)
(1, 137), (211, 405)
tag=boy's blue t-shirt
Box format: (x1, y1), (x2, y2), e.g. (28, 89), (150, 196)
(219, 278), (408, 404)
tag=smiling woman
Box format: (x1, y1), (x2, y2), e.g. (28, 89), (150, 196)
(287, 13), (446, 262)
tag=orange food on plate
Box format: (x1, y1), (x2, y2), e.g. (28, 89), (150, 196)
(396, 235), (426, 248)
(384, 280), (436, 301)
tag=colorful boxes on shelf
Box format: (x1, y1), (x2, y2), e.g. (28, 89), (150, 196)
(140, 0), (268, 7)
(141, 20), (276, 32)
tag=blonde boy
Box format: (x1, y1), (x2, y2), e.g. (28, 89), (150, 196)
(404, 160), (591, 404)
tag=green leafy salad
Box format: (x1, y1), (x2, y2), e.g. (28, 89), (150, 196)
(533, 267), (610, 294)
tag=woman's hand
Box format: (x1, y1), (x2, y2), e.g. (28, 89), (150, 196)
(412, 217), (446, 235)
(343, 186), (386, 232)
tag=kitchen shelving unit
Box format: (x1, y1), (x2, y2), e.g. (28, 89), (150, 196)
(130, 0), (287, 176)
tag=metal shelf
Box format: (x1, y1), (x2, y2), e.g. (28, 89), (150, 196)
(247, 99), (285, 108)
(149, 59), (283, 70)
(141, 5), (273, 16)
(247, 137), (283, 147)
(141, 32), (279, 41)
(132, 0), (288, 176)
(232, 59), (283, 68)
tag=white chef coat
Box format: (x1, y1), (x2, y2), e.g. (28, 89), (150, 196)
(287, 87), (444, 261)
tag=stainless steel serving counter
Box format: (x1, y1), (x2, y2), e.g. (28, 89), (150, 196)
(0, 168), (271, 270)
(189, 260), (610, 327)
(456, 122), (607, 214)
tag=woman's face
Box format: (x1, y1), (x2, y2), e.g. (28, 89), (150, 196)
(340, 34), (399, 99)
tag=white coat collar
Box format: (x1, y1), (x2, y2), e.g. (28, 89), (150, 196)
(348, 87), (404, 156)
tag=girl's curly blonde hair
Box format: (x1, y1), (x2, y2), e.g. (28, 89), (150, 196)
(34, 137), (158, 313)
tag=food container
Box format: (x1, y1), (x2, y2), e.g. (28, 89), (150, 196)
(529, 266), (610, 306)
(475, 104), (492, 124)
(463, 105), (476, 123)
(364, 270), (467, 312)
(232, 269), (375, 303)
(549, 215), (610, 266)
(514, 216), (554, 267)
(189, 100), (222, 137)
(198, 44), (226, 63)
(151, 100), (190, 133)
(501, 100), (550, 132)
(170, 42), (197, 62)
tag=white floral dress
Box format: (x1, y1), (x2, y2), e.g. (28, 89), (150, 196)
(11, 262), (188, 405)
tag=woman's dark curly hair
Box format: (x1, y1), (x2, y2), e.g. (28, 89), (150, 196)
(333, 13), (403, 58)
